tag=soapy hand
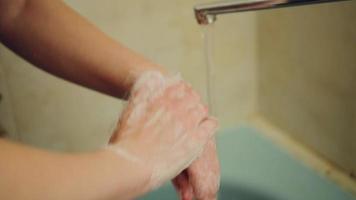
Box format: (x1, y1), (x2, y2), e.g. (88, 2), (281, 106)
(108, 71), (218, 193)
(173, 139), (220, 200)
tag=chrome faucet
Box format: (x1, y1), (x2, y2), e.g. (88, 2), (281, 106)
(194, 0), (350, 25)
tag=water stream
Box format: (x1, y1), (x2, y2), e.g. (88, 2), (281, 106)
(203, 24), (217, 116)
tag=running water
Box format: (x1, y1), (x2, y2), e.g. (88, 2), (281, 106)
(202, 23), (217, 116)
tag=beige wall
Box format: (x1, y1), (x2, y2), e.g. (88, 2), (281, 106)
(257, 1), (356, 174)
(354, 103), (356, 172)
(354, 103), (356, 173)
(0, 49), (122, 151)
(0, 0), (257, 151)
(0, 63), (18, 139)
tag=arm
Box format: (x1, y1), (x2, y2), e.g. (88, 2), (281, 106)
(0, 0), (164, 98)
(0, 1), (220, 199)
(0, 139), (150, 200)
(0, 73), (217, 200)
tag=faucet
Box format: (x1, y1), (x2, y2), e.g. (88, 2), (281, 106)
(194, 0), (350, 25)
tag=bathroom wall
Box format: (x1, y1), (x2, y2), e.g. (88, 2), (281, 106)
(0, 47), (122, 151)
(257, 1), (356, 174)
(0, 63), (18, 139)
(0, 0), (258, 151)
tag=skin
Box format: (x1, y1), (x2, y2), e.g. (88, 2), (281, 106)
(0, 78), (218, 200)
(0, 0), (220, 199)
(0, 139), (150, 200)
(0, 0), (164, 98)
(173, 139), (220, 200)
(110, 72), (218, 193)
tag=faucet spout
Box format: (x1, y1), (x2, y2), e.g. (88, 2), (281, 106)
(194, 0), (350, 25)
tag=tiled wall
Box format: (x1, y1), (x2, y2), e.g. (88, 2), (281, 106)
(257, 1), (356, 174)
(0, 0), (257, 151)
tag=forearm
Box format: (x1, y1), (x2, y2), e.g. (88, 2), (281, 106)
(0, 0), (164, 98)
(0, 139), (150, 200)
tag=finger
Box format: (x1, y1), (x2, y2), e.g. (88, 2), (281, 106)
(188, 139), (220, 200)
(187, 103), (209, 128)
(195, 117), (219, 142)
(172, 171), (194, 200)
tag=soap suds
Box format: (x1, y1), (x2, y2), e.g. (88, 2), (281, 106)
(106, 70), (219, 196)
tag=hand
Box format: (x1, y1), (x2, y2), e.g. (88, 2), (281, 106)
(108, 71), (218, 192)
(173, 139), (220, 200)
